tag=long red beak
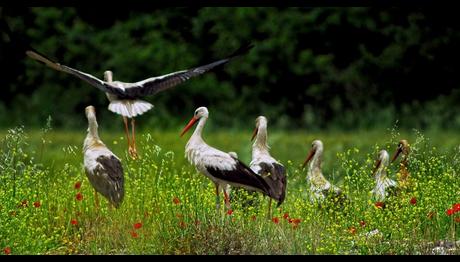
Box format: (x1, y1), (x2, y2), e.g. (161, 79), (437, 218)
(391, 147), (402, 163)
(251, 127), (258, 141)
(372, 159), (382, 176)
(180, 116), (198, 137)
(302, 148), (316, 168)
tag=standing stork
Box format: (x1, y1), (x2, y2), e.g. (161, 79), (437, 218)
(391, 139), (411, 191)
(250, 116), (287, 217)
(24, 41), (253, 159)
(302, 140), (346, 205)
(83, 105), (124, 208)
(372, 150), (398, 203)
(180, 106), (280, 211)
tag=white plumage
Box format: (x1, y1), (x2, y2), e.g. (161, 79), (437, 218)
(181, 107), (279, 211)
(26, 44), (253, 159)
(83, 106), (124, 208)
(250, 116), (287, 212)
(372, 150), (398, 202)
(303, 140), (345, 204)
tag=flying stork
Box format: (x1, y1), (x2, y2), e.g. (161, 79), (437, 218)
(21, 32), (253, 159)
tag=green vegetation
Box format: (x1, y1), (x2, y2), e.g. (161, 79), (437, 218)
(1, 7), (460, 131)
(1, 125), (459, 254)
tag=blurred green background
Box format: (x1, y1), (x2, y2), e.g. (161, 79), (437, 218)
(1, 7), (459, 132)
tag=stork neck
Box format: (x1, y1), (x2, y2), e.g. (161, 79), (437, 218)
(309, 149), (322, 171)
(87, 118), (100, 140)
(252, 126), (269, 154)
(191, 116), (207, 141)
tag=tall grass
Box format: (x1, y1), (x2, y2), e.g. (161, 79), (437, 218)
(0, 125), (459, 254)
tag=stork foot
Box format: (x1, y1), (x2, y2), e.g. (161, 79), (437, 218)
(128, 146), (139, 160)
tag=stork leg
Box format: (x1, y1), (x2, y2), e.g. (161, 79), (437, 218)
(122, 116), (135, 159)
(94, 189), (100, 210)
(223, 189), (231, 210)
(267, 198), (272, 219)
(215, 183), (221, 211)
(130, 118), (139, 160)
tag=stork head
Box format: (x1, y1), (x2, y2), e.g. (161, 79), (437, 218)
(85, 105), (97, 121)
(104, 70), (113, 82)
(180, 107), (209, 137)
(391, 139), (410, 163)
(302, 139), (323, 168)
(251, 116), (267, 141)
(373, 150), (389, 176)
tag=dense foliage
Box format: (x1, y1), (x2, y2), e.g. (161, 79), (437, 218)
(1, 7), (460, 131)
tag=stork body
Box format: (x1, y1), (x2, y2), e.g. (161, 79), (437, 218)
(250, 116), (287, 216)
(303, 140), (346, 205)
(392, 140), (411, 191)
(26, 43), (253, 159)
(83, 106), (124, 208)
(181, 107), (279, 211)
(372, 150), (398, 202)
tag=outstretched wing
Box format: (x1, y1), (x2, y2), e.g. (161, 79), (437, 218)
(26, 49), (126, 97)
(121, 43), (255, 97)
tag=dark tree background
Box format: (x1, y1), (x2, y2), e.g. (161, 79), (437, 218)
(1, 7), (459, 131)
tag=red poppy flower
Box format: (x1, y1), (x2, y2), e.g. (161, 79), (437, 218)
(453, 203), (460, 212)
(375, 202), (385, 209)
(455, 217), (460, 223)
(133, 222), (142, 229)
(283, 213), (289, 219)
(179, 221), (186, 229)
(4, 247), (11, 255)
(70, 219), (78, 226)
(76, 192), (83, 201)
(194, 220), (201, 226)
(74, 181), (81, 190)
(272, 217), (279, 224)
(409, 197), (417, 205)
(292, 218), (301, 225)
(288, 218), (293, 224)
(348, 226), (357, 235)
(251, 215), (256, 221)
(173, 197), (180, 205)
(446, 209), (454, 216)
(33, 201), (41, 208)
(130, 230), (138, 238)
(227, 209), (233, 216)
(359, 220), (366, 227)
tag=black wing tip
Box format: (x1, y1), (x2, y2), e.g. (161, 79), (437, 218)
(228, 42), (255, 58)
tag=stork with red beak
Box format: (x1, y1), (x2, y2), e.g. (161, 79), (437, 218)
(391, 139), (411, 191)
(372, 150), (398, 202)
(180, 107), (280, 211)
(302, 140), (346, 205)
(250, 116), (287, 217)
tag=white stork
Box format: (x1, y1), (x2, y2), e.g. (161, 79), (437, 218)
(372, 150), (398, 202)
(25, 43), (253, 159)
(250, 116), (287, 217)
(302, 140), (346, 205)
(180, 106), (279, 211)
(391, 139), (411, 191)
(83, 105), (124, 208)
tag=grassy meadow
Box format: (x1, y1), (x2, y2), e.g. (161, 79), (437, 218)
(1, 124), (460, 255)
